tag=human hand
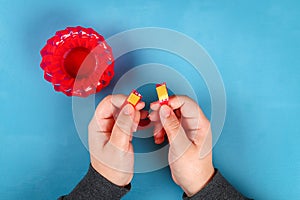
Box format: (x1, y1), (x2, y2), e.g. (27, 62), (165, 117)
(149, 96), (215, 196)
(88, 94), (145, 186)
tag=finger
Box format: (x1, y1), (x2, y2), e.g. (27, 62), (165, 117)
(129, 109), (142, 141)
(95, 94), (144, 126)
(109, 104), (136, 150)
(150, 101), (161, 111)
(199, 127), (213, 158)
(113, 100), (144, 121)
(111, 94), (144, 109)
(95, 95), (125, 119)
(148, 110), (160, 122)
(159, 105), (192, 155)
(149, 109), (172, 144)
(132, 109), (141, 132)
(94, 95), (126, 133)
(149, 110), (166, 143)
(153, 122), (163, 137)
(153, 122), (166, 144)
(140, 110), (148, 120)
(149, 109), (182, 123)
(135, 101), (146, 111)
(99, 94), (144, 118)
(168, 95), (210, 144)
(88, 116), (111, 148)
(139, 110), (151, 127)
(89, 95), (127, 152)
(155, 135), (165, 144)
(168, 95), (206, 121)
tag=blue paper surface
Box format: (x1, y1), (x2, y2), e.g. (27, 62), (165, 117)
(0, 0), (299, 199)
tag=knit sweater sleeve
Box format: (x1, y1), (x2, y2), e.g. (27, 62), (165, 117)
(183, 169), (252, 200)
(58, 164), (130, 200)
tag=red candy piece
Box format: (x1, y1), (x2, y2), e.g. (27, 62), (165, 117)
(40, 26), (114, 97)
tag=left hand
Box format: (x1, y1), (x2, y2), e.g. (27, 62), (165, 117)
(88, 94), (145, 186)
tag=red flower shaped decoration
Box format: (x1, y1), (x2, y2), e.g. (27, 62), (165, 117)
(40, 26), (114, 97)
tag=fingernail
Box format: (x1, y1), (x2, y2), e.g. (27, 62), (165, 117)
(160, 105), (171, 118)
(124, 104), (133, 115)
(150, 102), (160, 110)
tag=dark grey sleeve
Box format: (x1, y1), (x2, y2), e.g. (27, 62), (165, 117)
(183, 169), (252, 200)
(58, 164), (130, 200)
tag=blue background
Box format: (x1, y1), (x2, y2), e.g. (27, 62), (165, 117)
(1, 0), (299, 199)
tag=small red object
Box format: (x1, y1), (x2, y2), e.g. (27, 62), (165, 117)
(127, 90), (142, 107)
(139, 118), (151, 127)
(40, 26), (114, 97)
(156, 82), (169, 105)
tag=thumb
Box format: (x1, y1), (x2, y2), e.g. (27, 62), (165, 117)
(109, 104), (136, 150)
(159, 105), (191, 152)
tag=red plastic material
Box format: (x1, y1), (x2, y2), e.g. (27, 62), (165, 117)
(40, 26), (114, 97)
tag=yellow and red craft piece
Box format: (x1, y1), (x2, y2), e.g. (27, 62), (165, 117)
(156, 82), (169, 105)
(127, 90), (142, 107)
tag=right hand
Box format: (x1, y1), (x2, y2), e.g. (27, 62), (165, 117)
(149, 95), (215, 197)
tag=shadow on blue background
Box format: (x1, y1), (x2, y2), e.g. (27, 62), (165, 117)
(0, 0), (299, 199)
